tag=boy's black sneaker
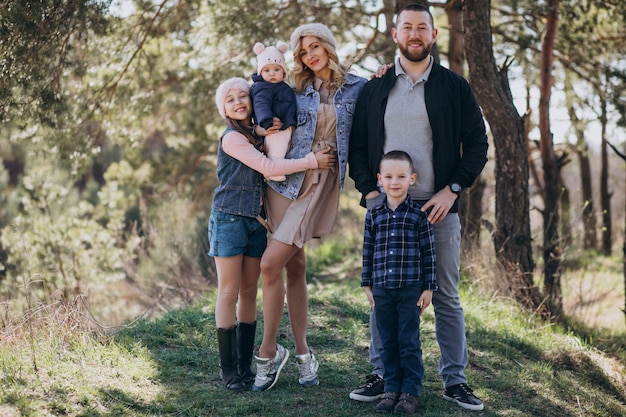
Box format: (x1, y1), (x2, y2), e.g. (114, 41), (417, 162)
(349, 374), (384, 402)
(443, 383), (484, 411)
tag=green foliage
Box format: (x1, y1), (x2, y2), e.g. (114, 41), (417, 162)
(0, 0), (111, 124)
(492, 0), (626, 133)
(0, 1), (410, 328)
(0, 159), (138, 315)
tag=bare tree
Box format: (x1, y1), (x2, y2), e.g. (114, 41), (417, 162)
(599, 84), (613, 255)
(463, 0), (545, 312)
(607, 141), (626, 321)
(564, 72), (597, 250)
(442, 0), (486, 253)
(538, 0), (562, 308)
(445, 0), (464, 76)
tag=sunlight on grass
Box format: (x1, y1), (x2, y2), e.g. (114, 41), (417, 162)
(0, 233), (624, 416)
(560, 252), (625, 330)
(0, 331), (164, 416)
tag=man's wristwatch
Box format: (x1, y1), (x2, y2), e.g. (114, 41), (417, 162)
(449, 182), (462, 197)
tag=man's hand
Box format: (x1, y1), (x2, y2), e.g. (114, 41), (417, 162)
(365, 190), (381, 200)
(421, 186), (458, 224)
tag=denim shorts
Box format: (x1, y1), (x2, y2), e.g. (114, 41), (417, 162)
(208, 210), (267, 258)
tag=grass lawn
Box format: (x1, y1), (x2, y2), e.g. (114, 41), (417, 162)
(1, 269), (624, 417)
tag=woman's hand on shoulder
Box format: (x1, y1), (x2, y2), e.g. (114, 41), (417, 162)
(314, 146), (337, 169)
(371, 63), (394, 79)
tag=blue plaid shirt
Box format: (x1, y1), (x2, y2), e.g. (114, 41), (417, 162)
(361, 195), (437, 290)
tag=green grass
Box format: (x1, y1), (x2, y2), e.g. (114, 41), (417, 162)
(1, 268), (625, 417)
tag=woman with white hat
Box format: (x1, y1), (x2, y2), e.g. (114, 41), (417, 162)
(253, 23), (366, 392)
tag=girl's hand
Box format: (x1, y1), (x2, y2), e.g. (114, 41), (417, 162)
(255, 117), (284, 136)
(314, 146), (337, 169)
(371, 63), (394, 79)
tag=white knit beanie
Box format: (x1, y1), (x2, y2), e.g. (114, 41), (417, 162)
(254, 41), (289, 76)
(290, 23), (337, 51)
(215, 77), (250, 119)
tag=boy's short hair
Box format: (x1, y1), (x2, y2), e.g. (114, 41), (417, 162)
(380, 150), (415, 173)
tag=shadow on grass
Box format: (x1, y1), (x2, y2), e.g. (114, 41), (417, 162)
(464, 318), (626, 417)
(94, 289), (626, 417)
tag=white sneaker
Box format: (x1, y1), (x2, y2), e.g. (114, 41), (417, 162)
(295, 350), (319, 387)
(252, 344), (289, 392)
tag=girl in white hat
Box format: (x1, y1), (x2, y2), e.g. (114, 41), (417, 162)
(211, 77), (335, 391)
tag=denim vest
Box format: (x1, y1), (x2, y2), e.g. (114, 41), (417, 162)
(211, 127), (264, 218)
(267, 73), (366, 200)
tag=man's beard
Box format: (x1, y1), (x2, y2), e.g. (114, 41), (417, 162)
(398, 40), (432, 63)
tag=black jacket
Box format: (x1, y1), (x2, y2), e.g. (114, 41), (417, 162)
(250, 74), (297, 129)
(348, 62), (488, 211)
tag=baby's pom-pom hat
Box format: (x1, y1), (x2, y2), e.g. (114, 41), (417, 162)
(254, 41), (289, 76)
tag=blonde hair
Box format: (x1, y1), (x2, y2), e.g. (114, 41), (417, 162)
(291, 36), (348, 94)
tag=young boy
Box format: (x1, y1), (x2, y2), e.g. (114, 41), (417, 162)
(250, 41), (296, 181)
(361, 150), (437, 414)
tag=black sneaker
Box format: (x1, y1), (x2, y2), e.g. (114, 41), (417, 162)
(443, 383), (484, 411)
(349, 374), (384, 402)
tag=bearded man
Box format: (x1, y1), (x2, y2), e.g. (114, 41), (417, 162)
(348, 2), (489, 412)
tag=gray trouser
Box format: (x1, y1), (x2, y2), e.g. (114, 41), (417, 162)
(369, 213), (468, 388)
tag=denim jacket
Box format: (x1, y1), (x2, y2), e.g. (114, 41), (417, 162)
(211, 127), (264, 218)
(267, 72), (366, 200)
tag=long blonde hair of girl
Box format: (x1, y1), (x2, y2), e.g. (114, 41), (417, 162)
(291, 37), (348, 94)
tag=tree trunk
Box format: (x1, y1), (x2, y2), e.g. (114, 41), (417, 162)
(564, 73), (597, 250)
(607, 142), (626, 324)
(539, 0), (562, 309)
(444, 0), (485, 253)
(559, 174), (572, 248)
(446, 0), (464, 75)
(463, 0), (544, 312)
(383, 0), (396, 65)
(600, 92), (612, 255)
(460, 178), (486, 255)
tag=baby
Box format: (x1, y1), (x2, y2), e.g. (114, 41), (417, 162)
(250, 41), (297, 181)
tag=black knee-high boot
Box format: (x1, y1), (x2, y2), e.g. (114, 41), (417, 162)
(217, 326), (245, 391)
(237, 321), (256, 385)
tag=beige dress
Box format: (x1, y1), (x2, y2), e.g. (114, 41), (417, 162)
(266, 78), (339, 248)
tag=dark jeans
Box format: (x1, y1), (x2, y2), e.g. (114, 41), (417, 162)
(373, 285), (424, 397)
(369, 214), (468, 389)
